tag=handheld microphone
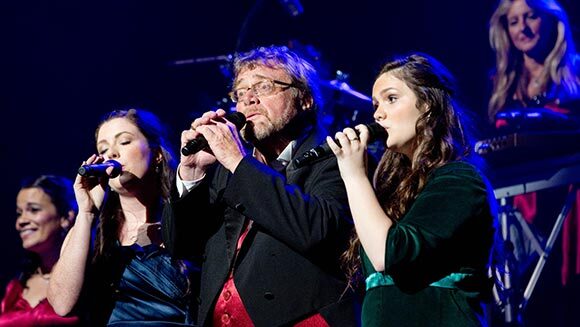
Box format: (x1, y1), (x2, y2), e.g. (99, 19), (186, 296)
(294, 122), (388, 168)
(181, 112), (247, 156)
(78, 160), (122, 178)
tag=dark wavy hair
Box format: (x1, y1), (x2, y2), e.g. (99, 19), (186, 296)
(341, 53), (474, 282)
(18, 175), (77, 284)
(92, 108), (176, 261)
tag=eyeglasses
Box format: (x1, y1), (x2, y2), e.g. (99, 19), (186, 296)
(229, 79), (297, 103)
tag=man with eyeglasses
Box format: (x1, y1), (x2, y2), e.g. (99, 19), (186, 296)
(163, 45), (358, 326)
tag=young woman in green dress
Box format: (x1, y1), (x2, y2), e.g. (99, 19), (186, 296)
(327, 53), (496, 326)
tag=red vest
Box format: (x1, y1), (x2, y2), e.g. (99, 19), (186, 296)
(212, 221), (329, 327)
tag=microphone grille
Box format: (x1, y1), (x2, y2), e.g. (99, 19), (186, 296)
(367, 122), (388, 141)
(228, 112), (247, 129)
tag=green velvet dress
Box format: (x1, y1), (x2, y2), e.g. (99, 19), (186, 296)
(361, 162), (495, 327)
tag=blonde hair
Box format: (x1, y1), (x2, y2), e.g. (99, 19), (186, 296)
(233, 45), (323, 112)
(488, 0), (579, 121)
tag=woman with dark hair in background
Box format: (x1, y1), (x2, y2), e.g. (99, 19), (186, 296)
(328, 53), (496, 326)
(48, 109), (196, 326)
(1, 175), (79, 326)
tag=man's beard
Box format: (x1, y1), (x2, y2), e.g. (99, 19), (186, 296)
(241, 107), (296, 143)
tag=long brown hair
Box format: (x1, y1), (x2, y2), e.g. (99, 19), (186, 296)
(92, 108), (176, 262)
(488, 0), (579, 121)
(341, 53), (472, 282)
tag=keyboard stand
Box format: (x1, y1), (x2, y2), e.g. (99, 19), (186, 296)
(489, 155), (580, 324)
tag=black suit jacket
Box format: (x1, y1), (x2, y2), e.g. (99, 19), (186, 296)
(163, 124), (358, 327)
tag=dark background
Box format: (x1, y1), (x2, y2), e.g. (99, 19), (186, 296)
(1, 0), (579, 325)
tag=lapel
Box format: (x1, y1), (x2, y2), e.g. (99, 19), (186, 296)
(215, 169), (247, 264)
(286, 122), (329, 183)
(223, 212), (246, 264)
(222, 122), (329, 264)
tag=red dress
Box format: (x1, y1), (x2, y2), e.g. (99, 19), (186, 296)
(0, 279), (79, 326)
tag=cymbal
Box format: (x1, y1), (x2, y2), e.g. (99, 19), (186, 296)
(319, 79), (373, 117)
(320, 79), (372, 103)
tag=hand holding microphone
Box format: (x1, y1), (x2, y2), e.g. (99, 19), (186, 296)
(294, 122), (387, 167)
(74, 155), (113, 214)
(181, 112), (246, 156)
(179, 110), (247, 177)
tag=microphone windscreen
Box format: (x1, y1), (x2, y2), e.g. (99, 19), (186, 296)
(367, 122), (388, 141)
(78, 160), (122, 178)
(227, 112), (247, 128)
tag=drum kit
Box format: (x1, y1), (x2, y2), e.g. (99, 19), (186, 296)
(170, 41), (376, 140)
(173, 44), (580, 326)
